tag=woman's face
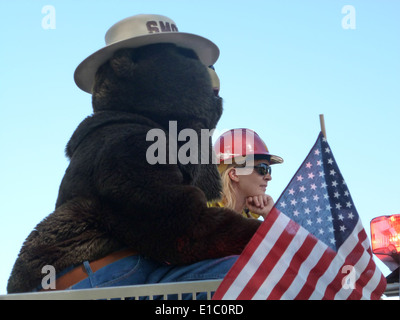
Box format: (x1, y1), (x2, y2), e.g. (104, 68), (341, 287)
(231, 159), (272, 197)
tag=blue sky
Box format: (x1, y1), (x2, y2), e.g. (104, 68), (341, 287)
(0, 0), (399, 294)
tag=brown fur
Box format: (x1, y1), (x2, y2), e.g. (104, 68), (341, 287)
(7, 44), (261, 293)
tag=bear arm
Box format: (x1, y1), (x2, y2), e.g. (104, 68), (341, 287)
(93, 126), (261, 264)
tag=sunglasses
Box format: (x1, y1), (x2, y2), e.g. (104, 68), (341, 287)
(253, 163), (272, 176)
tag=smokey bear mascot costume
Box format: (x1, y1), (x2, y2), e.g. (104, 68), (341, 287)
(7, 14), (261, 294)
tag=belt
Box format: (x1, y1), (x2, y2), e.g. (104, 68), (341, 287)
(42, 249), (137, 291)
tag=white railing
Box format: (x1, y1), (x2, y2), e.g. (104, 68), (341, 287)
(0, 279), (222, 300)
(1, 280), (397, 300)
(383, 283), (400, 299)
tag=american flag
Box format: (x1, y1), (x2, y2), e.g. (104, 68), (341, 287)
(213, 133), (387, 300)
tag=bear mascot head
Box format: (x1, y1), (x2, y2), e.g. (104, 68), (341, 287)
(7, 14), (261, 293)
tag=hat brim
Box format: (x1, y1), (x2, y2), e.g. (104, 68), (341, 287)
(269, 155), (284, 165)
(74, 32), (219, 93)
(218, 154), (284, 165)
(252, 153), (284, 165)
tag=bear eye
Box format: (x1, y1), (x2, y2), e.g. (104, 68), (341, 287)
(208, 65), (220, 97)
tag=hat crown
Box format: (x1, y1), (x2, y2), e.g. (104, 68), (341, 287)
(75, 14), (219, 93)
(214, 128), (284, 164)
(105, 14), (179, 46)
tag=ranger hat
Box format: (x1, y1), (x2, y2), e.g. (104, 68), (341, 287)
(74, 14), (220, 93)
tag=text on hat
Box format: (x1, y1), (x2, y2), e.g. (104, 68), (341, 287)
(146, 20), (178, 33)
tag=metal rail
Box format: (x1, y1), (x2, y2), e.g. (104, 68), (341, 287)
(1, 280), (397, 300)
(0, 279), (222, 300)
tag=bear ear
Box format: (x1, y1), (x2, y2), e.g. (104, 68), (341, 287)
(110, 49), (136, 79)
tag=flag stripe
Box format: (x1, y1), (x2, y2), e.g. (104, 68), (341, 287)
(266, 234), (318, 300)
(346, 257), (377, 300)
(255, 228), (312, 299)
(370, 273), (388, 300)
(336, 232), (383, 300)
(211, 208), (280, 300)
(293, 247), (336, 299)
(251, 221), (307, 299)
(332, 230), (375, 300)
(281, 238), (329, 299)
(236, 219), (300, 299)
(308, 220), (365, 299)
(322, 228), (367, 299)
(214, 208), (286, 300)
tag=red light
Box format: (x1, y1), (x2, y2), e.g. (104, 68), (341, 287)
(370, 214), (400, 270)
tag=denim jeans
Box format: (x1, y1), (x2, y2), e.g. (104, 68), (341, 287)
(68, 254), (238, 299)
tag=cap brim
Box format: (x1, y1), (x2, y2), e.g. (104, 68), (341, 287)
(74, 32), (219, 93)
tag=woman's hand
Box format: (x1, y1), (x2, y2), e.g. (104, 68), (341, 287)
(246, 194), (274, 218)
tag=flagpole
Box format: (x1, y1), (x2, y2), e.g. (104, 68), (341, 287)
(319, 114), (327, 138)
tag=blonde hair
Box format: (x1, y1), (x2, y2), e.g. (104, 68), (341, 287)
(218, 157), (247, 211)
(219, 164), (237, 211)
(217, 156), (258, 212)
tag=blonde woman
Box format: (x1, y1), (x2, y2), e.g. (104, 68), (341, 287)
(211, 129), (283, 219)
